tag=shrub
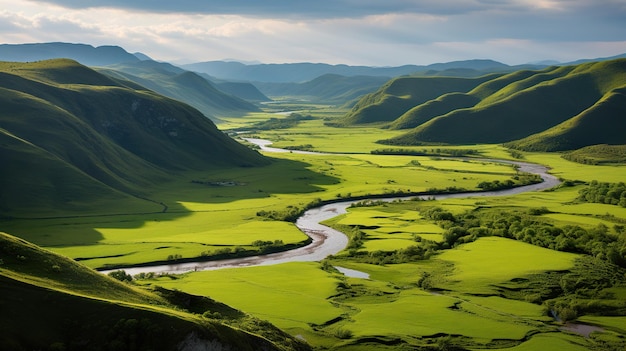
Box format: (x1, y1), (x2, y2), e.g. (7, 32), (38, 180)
(334, 328), (353, 339)
(108, 270), (133, 282)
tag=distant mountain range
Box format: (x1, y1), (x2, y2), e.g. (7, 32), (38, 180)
(343, 59), (626, 152)
(181, 59), (517, 83)
(0, 59), (267, 217)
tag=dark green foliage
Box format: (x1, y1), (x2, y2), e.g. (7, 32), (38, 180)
(256, 198), (323, 222)
(477, 173), (542, 190)
(108, 270), (133, 282)
(423, 207), (626, 267)
(577, 181), (626, 207)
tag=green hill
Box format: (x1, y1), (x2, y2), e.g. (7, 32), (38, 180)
(0, 232), (309, 351)
(561, 144), (626, 164)
(0, 59), (267, 217)
(340, 75), (498, 125)
(504, 87), (626, 151)
(100, 60), (261, 119)
(381, 59), (626, 149)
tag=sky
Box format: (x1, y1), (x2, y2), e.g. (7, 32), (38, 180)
(0, 0), (625, 66)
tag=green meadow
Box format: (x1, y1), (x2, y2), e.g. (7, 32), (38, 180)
(5, 103), (626, 350)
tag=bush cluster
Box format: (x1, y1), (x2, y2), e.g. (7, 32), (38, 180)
(577, 180), (626, 207)
(424, 207), (626, 267)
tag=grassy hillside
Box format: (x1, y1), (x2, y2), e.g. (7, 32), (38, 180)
(0, 59), (268, 217)
(0, 232), (309, 351)
(561, 144), (626, 164)
(101, 60), (260, 119)
(383, 59), (626, 148)
(340, 74), (498, 125)
(505, 87), (626, 151)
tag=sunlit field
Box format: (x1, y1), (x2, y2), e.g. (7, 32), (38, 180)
(6, 103), (626, 350)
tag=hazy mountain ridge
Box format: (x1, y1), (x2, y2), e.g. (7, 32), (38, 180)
(181, 59), (514, 83)
(254, 74), (391, 103)
(371, 59), (626, 151)
(0, 59), (267, 217)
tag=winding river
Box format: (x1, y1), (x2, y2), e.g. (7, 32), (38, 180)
(104, 139), (560, 276)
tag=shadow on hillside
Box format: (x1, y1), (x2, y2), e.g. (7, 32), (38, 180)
(1, 156), (340, 249)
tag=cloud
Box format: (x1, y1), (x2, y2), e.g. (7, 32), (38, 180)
(3, 0), (625, 66)
(25, 0), (625, 18)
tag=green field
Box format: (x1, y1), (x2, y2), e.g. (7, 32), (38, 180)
(4, 102), (626, 350)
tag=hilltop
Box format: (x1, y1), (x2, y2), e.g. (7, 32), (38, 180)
(0, 59), (268, 217)
(342, 59), (626, 151)
(340, 74), (499, 125)
(0, 231), (309, 351)
(100, 60), (262, 119)
(0, 42), (141, 66)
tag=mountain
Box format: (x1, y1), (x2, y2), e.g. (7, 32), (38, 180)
(181, 60), (511, 83)
(376, 59), (626, 150)
(254, 74), (391, 104)
(100, 60), (261, 119)
(0, 231), (309, 351)
(340, 74), (500, 125)
(0, 42), (139, 66)
(0, 59), (267, 217)
(212, 80), (272, 102)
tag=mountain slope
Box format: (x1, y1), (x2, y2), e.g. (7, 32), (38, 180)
(0, 42), (140, 66)
(0, 232), (309, 351)
(341, 75), (499, 125)
(504, 87), (626, 151)
(100, 60), (261, 119)
(382, 59), (626, 149)
(0, 59), (267, 217)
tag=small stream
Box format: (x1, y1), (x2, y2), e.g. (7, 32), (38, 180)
(101, 139), (560, 276)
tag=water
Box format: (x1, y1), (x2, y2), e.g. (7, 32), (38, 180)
(100, 139), (560, 275)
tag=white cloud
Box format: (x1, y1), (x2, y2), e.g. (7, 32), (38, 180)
(1, 0), (625, 65)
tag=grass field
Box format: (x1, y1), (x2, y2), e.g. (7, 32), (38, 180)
(5, 102), (626, 350)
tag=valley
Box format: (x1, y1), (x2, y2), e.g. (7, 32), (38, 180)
(1, 54), (625, 351)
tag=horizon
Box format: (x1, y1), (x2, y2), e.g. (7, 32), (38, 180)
(1, 1), (625, 66)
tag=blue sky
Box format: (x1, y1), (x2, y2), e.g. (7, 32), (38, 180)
(1, 0), (625, 65)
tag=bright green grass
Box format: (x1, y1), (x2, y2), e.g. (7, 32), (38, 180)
(525, 153), (626, 183)
(331, 261), (431, 287)
(478, 333), (590, 351)
(348, 290), (535, 341)
(141, 262), (343, 331)
(435, 237), (578, 294)
(577, 316), (626, 333)
(462, 296), (547, 319)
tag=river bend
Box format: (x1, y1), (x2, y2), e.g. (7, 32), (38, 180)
(103, 140), (560, 275)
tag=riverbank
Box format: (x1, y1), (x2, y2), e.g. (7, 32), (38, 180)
(101, 139), (560, 275)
